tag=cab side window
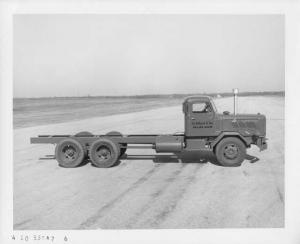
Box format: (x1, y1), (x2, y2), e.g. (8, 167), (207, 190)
(192, 102), (211, 113)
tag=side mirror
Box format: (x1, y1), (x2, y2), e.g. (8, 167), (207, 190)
(223, 111), (230, 115)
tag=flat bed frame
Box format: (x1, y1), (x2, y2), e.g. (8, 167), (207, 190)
(30, 133), (185, 148)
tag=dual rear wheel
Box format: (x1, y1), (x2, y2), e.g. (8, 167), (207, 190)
(55, 131), (125, 168)
(55, 138), (85, 168)
(89, 138), (120, 168)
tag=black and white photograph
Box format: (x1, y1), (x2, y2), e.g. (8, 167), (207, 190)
(13, 14), (284, 230)
(1, 1), (300, 244)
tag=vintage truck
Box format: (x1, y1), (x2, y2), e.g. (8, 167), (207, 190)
(30, 92), (267, 168)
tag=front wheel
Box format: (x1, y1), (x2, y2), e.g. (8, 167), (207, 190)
(215, 137), (246, 167)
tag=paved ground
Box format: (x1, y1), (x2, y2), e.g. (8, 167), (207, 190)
(13, 96), (284, 229)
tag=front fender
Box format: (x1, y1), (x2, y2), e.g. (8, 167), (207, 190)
(211, 132), (251, 149)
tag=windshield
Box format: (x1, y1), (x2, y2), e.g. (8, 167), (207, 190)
(210, 98), (218, 113)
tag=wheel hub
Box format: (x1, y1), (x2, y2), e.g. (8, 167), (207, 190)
(63, 145), (77, 161)
(223, 144), (238, 159)
(96, 147), (111, 161)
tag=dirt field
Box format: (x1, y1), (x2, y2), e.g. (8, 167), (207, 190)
(13, 96), (183, 129)
(13, 96), (284, 229)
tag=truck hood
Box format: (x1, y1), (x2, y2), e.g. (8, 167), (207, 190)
(220, 113), (266, 120)
(219, 113), (266, 137)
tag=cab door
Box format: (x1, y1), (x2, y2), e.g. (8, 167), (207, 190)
(185, 100), (217, 137)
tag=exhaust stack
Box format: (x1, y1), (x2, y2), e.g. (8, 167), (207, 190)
(233, 88), (239, 115)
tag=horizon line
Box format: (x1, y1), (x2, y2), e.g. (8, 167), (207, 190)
(13, 90), (285, 99)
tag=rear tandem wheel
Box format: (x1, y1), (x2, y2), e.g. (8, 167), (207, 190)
(55, 138), (85, 168)
(89, 138), (120, 168)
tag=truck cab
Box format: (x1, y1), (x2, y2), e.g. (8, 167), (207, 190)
(182, 95), (267, 153)
(183, 96), (221, 137)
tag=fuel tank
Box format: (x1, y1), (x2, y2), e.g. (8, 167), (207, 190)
(155, 135), (184, 153)
(220, 113), (266, 137)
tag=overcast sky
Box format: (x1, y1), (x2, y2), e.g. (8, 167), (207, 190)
(14, 14), (284, 98)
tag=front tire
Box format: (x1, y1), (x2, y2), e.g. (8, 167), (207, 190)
(215, 137), (246, 166)
(89, 138), (120, 168)
(55, 138), (85, 168)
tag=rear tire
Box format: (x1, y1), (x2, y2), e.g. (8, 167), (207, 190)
(55, 138), (85, 168)
(106, 131), (127, 157)
(215, 137), (246, 167)
(89, 138), (120, 168)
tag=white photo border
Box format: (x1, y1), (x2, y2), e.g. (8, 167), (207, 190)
(1, 1), (299, 244)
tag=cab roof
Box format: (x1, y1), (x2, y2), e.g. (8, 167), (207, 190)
(183, 96), (212, 104)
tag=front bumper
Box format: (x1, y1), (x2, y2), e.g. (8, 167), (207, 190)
(256, 137), (268, 151)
